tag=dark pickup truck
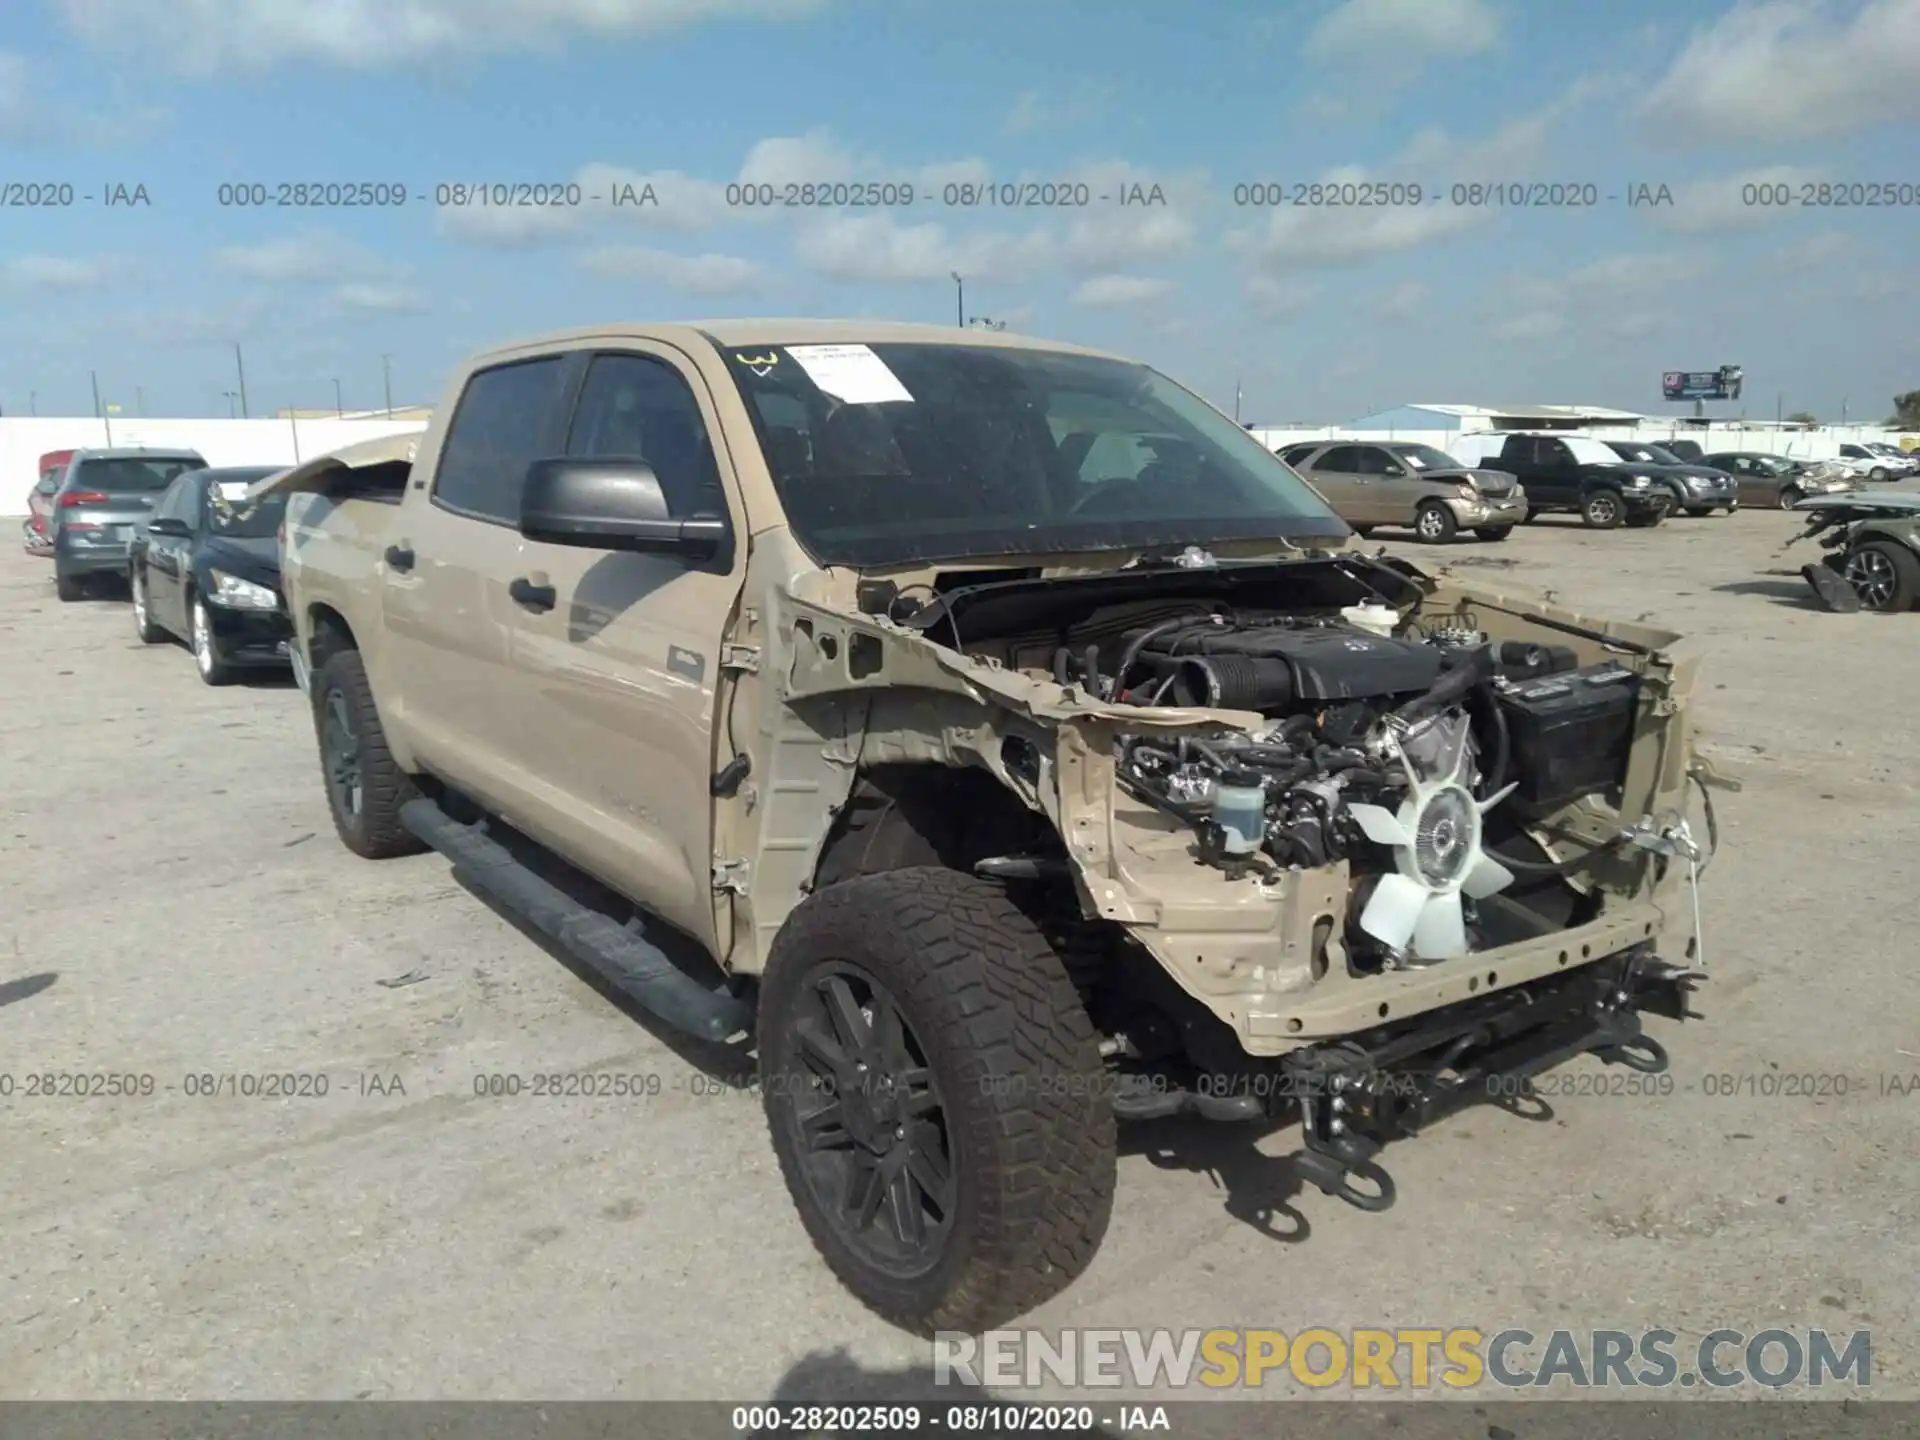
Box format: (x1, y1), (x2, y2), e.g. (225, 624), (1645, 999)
(1452, 433), (1671, 530)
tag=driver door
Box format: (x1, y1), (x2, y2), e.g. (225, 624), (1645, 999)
(504, 346), (748, 950)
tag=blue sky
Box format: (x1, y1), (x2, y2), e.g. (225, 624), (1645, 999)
(1, 0), (1916, 424)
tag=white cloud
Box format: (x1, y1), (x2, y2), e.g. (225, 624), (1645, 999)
(0, 48), (165, 144)
(1071, 274), (1171, 309)
(334, 282), (429, 312)
(1640, 0), (1920, 145)
(1492, 311), (1564, 341)
(1245, 275), (1320, 318)
(1305, 0), (1503, 61)
(435, 202), (588, 248)
(1653, 165), (1827, 233)
(1773, 230), (1857, 271)
(1002, 81), (1111, 135)
(792, 212), (1053, 284)
(579, 245), (767, 295)
(211, 232), (400, 284)
(3, 254), (129, 287)
(53, 0), (828, 72)
(1560, 251), (1702, 293)
(1232, 92), (1591, 269)
(1057, 162), (1204, 271)
(1374, 280), (1428, 318)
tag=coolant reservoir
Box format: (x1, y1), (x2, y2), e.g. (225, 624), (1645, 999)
(1341, 601), (1399, 637)
(1211, 769), (1267, 855)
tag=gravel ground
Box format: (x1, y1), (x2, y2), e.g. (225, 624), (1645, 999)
(1, 508), (1914, 1407)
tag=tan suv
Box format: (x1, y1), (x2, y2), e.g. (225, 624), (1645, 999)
(1279, 440), (1527, 542)
(264, 322), (1717, 1335)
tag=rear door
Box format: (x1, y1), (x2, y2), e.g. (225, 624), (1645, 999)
(1304, 444), (1369, 521)
(505, 345), (748, 948)
(376, 354), (568, 802)
(1532, 438), (1584, 506)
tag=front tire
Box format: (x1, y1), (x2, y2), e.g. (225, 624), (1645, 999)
(1581, 490), (1624, 529)
(1843, 541), (1920, 612)
(759, 866), (1116, 1335)
(1779, 486), (1804, 510)
(1475, 525), (1513, 542)
(1414, 502), (1457, 544)
(312, 648), (427, 858)
(1869, 466), (1889, 482)
(189, 595), (234, 686)
(131, 565), (167, 643)
(1683, 505), (1715, 518)
(1624, 508), (1665, 528)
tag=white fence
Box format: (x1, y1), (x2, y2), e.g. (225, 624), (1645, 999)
(3, 417), (429, 515)
(1248, 421), (1919, 464)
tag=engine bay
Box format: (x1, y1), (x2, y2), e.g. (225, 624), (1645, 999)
(1097, 610), (1641, 968)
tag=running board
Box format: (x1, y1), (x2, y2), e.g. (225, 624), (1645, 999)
(399, 797), (752, 1043)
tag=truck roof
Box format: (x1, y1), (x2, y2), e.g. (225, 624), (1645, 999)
(475, 319), (1125, 364)
(65, 446), (207, 460)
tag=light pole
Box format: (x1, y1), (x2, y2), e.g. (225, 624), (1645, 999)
(92, 370), (111, 444)
(382, 354), (393, 417)
(233, 343), (249, 418)
(332, 378), (344, 417)
(29, 391), (36, 416)
(951, 272), (963, 328)
(222, 390), (238, 418)
(136, 386), (145, 417)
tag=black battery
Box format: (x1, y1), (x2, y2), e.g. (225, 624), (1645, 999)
(1495, 662), (1641, 808)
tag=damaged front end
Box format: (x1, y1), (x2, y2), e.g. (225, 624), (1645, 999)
(728, 543), (1724, 1209)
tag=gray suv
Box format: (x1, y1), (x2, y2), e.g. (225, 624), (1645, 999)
(48, 448), (208, 600)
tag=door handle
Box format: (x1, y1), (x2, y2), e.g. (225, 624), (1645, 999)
(509, 577), (556, 612)
(385, 544), (415, 571)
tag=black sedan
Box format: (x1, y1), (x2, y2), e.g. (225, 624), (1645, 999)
(128, 465), (293, 685)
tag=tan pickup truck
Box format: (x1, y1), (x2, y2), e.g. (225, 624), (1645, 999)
(261, 321), (1723, 1334)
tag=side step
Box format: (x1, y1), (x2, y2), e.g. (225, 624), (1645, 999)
(399, 797), (753, 1043)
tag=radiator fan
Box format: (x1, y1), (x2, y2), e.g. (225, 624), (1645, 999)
(1346, 716), (1515, 962)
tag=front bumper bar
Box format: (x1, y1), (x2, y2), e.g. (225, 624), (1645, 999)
(1282, 945), (1701, 1211)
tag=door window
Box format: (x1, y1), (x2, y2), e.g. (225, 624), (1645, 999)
(564, 352), (727, 520)
(1314, 445), (1364, 472)
(433, 356), (569, 524)
(1349, 447), (1398, 476)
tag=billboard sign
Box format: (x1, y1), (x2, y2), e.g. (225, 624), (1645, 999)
(1663, 365), (1743, 402)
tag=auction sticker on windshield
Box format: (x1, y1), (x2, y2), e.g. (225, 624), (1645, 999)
(784, 344), (915, 405)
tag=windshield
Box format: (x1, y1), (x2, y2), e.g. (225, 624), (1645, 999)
(73, 456), (206, 492)
(205, 477), (287, 537)
(1562, 437), (1623, 466)
(1391, 445), (1464, 471)
(719, 342), (1346, 566)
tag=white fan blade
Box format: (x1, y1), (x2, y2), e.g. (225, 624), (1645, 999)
(1475, 781), (1518, 813)
(1462, 850), (1515, 899)
(1347, 802), (1412, 848)
(1411, 891), (1469, 959)
(1359, 873), (1427, 951)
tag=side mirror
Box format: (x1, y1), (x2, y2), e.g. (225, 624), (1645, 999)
(1381, 464), (1404, 477)
(520, 457), (727, 560)
(145, 517), (191, 537)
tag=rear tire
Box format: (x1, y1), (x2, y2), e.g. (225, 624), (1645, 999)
(1624, 509), (1665, 528)
(1843, 541), (1920, 613)
(1475, 525), (1513, 542)
(55, 569), (85, 602)
(1580, 490), (1624, 529)
(759, 866), (1116, 1335)
(312, 648), (427, 859)
(1414, 502), (1457, 544)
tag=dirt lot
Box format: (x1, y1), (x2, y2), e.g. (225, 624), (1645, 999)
(1, 509), (1915, 1404)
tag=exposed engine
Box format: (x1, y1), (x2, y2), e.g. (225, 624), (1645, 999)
(1066, 607), (1641, 970)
